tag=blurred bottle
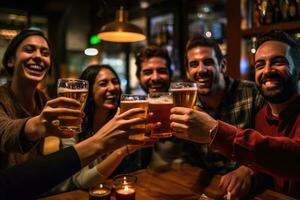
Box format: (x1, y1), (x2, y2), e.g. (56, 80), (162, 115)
(288, 0), (299, 20)
(260, 0), (274, 25)
(271, 0), (281, 23)
(280, 0), (290, 21)
(253, 0), (262, 27)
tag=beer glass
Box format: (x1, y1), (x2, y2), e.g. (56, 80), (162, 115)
(170, 82), (197, 108)
(148, 92), (173, 138)
(120, 94), (148, 141)
(57, 78), (89, 133)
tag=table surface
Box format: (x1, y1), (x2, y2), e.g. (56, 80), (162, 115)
(40, 164), (296, 200)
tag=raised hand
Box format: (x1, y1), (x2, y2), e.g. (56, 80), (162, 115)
(170, 107), (217, 143)
(25, 97), (84, 140)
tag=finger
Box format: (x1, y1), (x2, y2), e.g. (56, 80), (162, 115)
(43, 108), (84, 119)
(226, 180), (238, 196)
(170, 107), (191, 114)
(170, 122), (188, 131)
(56, 117), (83, 127)
(46, 97), (81, 108)
(170, 114), (188, 124)
(219, 175), (229, 189)
(193, 105), (201, 111)
(147, 122), (161, 130)
(125, 117), (147, 127)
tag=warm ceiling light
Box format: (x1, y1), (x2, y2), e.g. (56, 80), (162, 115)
(98, 7), (146, 43)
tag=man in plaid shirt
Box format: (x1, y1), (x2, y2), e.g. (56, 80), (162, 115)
(180, 35), (265, 199)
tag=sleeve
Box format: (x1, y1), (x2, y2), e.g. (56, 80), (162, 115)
(211, 121), (300, 180)
(0, 103), (38, 153)
(71, 165), (106, 189)
(0, 146), (81, 200)
(59, 135), (105, 190)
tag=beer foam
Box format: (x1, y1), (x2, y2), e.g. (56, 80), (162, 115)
(57, 88), (88, 93)
(170, 88), (197, 92)
(121, 100), (148, 103)
(149, 97), (173, 104)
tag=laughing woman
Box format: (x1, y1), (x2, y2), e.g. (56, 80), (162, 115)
(0, 29), (84, 170)
(57, 64), (149, 191)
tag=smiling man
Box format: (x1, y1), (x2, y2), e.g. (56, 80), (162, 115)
(135, 45), (172, 94)
(171, 35), (265, 199)
(170, 31), (300, 198)
(134, 45), (184, 168)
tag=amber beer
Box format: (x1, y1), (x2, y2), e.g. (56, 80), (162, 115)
(120, 95), (148, 141)
(171, 82), (197, 108)
(148, 92), (173, 138)
(57, 78), (89, 133)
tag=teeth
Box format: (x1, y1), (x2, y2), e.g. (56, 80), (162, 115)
(264, 80), (278, 87)
(29, 65), (43, 71)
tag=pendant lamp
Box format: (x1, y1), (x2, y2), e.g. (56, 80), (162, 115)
(98, 7), (146, 43)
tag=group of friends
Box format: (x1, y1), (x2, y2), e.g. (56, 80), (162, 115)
(0, 28), (299, 200)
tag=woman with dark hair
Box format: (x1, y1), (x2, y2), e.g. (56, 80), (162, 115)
(58, 64), (151, 191)
(0, 28), (83, 170)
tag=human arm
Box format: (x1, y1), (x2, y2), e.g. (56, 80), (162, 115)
(0, 97), (84, 153)
(72, 140), (156, 189)
(0, 107), (146, 199)
(170, 107), (300, 179)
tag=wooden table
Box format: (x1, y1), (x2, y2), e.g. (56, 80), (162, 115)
(40, 164), (296, 200)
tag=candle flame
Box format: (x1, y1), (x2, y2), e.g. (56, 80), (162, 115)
(100, 184), (103, 188)
(124, 185), (129, 192)
(123, 176), (127, 184)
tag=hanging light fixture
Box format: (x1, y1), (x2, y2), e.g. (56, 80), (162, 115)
(98, 7), (146, 43)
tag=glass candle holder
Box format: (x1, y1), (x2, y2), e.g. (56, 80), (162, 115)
(113, 174), (137, 200)
(89, 183), (111, 200)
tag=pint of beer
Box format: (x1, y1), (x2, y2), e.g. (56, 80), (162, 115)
(170, 82), (197, 108)
(57, 78), (88, 133)
(120, 94), (148, 141)
(148, 92), (173, 138)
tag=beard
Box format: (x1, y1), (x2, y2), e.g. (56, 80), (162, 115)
(257, 71), (298, 104)
(194, 70), (220, 96)
(142, 80), (170, 93)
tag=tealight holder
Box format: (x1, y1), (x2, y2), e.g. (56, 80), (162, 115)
(89, 183), (111, 200)
(113, 174), (137, 200)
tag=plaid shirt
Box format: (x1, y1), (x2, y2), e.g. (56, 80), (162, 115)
(182, 76), (265, 174)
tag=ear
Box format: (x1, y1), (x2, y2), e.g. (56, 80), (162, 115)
(220, 58), (227, 74)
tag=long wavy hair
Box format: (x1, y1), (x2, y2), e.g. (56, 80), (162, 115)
(79, 64), (121, 139)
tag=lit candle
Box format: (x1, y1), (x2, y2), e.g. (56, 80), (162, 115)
(89, 184), (111, 200)
(116, 185), (136, 200)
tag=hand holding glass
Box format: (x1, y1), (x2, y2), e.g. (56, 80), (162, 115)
(120, 94), (148, 141)
(57, 78), (88, 133)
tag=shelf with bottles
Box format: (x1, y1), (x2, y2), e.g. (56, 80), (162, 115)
(241, 0), (300, 37)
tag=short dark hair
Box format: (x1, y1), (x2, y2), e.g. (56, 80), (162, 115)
(185, 35), (224, 67)
(256, 30), (300, 69)
(135, 45), (172, 79)
(2, 28), (52, 76)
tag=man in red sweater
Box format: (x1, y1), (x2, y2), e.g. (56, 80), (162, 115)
(170, 30), (300, 198)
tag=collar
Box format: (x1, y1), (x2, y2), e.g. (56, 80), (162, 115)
(265, 95), (300, 123)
